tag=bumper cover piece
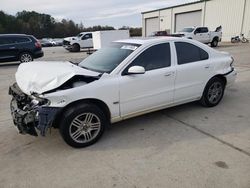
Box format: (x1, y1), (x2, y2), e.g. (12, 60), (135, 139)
(9, 84), (60, 136)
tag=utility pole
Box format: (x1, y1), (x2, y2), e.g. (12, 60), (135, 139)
(241, 0), (247, 35)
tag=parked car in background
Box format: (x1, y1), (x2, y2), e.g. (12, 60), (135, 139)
(178, 26), (222, 47)
(150, 30), (185, 38)
(41, 38), (62, 47)
(0, 34), (43, 63)
(40, 39), (53, 47)
(9, 37), (236, 148)
(63, 32), (93, 52)
(53, 38), (63, 46)
(150, 31), (168, 36)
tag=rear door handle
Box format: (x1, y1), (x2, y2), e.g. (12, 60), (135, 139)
(9, 46), (16, 49)
(204, 65), (210, 69)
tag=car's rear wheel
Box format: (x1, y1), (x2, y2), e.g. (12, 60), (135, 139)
(19, 52), (33, 63)
(200, 77), (225, 107)
(211, 38), (218, 47)
(60, 103), (107, 148)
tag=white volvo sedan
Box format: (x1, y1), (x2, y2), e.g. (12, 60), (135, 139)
(9, 37), (237, 148)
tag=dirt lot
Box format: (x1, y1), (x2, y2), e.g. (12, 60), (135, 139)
(0, 44), (250, 188)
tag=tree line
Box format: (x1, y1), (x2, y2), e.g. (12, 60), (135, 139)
(0, 10), (142, 39)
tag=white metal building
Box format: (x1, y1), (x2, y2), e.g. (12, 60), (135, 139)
(142, 0), (250, 41)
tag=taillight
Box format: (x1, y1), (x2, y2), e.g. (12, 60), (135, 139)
(35, 41), (42, 48)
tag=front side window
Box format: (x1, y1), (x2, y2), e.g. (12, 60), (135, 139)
(82, 34), (92, 40)
(175, 42), (209, 65)
(123, 43), (171, 73)
(195, 28), (202, 34)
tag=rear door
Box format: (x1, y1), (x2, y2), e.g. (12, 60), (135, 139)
(119, 43), (176, 117)
(174, 41), (212, 102)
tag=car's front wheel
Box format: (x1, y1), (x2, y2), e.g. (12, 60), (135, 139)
(19, 52), (33, 63)
(60, 103), (107, 148)
(200, 77), (225, 107)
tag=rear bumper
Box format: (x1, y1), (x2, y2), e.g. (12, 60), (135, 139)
(225, 69), (237, 87)
(33, 50), (44, 59)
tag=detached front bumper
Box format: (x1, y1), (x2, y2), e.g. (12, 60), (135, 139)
(9, 83), (60, 136)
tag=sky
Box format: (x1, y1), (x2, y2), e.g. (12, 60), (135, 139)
(1, 0), (199, 28)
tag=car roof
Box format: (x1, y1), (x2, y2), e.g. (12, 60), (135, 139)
(116, 37), (189, 45)
(0, 34), (31, 37)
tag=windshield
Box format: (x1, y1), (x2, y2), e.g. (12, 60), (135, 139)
(77, 33), (84, 38)
(180, 28), (194, 33)
(79, 43), (140, 73)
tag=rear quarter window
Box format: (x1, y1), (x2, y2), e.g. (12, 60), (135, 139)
(175, 42), (209, 65)
(14, 37), (31, 43)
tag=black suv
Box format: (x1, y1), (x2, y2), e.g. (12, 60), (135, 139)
(0, 34), (44, 63)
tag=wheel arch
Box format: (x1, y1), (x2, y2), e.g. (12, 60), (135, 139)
(53, 98), (111, 128)
(18, 50), (34, 58)
(212, 36), (219, 42)
(205, 74), (227, 89)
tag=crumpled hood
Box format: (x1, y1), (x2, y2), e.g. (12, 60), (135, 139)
(16, 61), (100, 95)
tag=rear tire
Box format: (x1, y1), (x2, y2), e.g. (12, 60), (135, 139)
(211, 38), (218, 47)
(19, 52), (33, 63)
(60, 103), (107, 148)
(200, 77), (225, 107)
(242, 38), (249, 43)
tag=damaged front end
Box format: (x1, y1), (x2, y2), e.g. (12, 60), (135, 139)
(9, 83), (60, 136)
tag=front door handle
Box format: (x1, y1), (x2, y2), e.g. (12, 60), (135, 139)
(204, 65), (210, 69)
(9, 46), (16, 49)
(164, 72), (175, 77)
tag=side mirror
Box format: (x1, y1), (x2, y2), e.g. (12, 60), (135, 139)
(194, 30), (197, 35)
(127, 66), (145, 75)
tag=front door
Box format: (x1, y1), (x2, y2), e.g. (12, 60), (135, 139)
(119, 43), (176, 117)
(80, 33), (93, 48)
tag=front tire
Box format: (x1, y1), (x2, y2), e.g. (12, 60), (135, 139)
(72, 43), (80, 52)
(200, 77), (225, 107)
(19, 52), (33, 63)
(60, 103), (107, 148)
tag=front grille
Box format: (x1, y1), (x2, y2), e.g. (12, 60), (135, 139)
(63, 40), (70, 45)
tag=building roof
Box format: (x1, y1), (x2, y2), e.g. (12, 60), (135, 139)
(141, 0), (210, 14)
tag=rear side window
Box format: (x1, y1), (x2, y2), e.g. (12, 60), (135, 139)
(175, 42), (209, 65)
(124, 43), (171, 73)
(0, 37), (12, 45)
(14, 37), (31, 43)
(201, 27), (208, 33)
